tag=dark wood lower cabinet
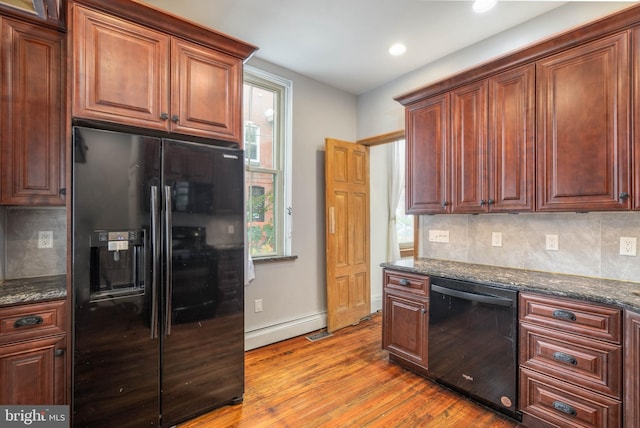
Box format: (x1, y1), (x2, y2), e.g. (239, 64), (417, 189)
(382, 270), (429, 375)
(0, 335), (67, 404)
(624, 310), (640, 428)
(0, 300), (67, 405)
(519, 293), (622, 428)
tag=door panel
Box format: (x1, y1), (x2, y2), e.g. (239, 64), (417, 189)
(160, 140), (244, 427)
(325, 139), (370, 332)
(72, 127), (160, 428)
(537, 31), (630, 211)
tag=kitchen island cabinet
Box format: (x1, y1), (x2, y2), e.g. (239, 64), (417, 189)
(71, 1), (256, 144)
(0, 300), (67, 405)
(1, 16), (65, 205)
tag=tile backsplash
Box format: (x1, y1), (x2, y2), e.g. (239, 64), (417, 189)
(419, 211), (640, 283)
(4, 207), (66, 279)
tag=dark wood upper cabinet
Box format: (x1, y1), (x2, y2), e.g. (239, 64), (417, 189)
(1, 17), (65, 205)
(71, 1), (254, 144)
(536, 31), (631, 211)
(487, 64), (535, 212)
(451, 80), (487, 213)
(72, 5), (171, 131)
(634, 27), (640, 211)
(405, 94), (450, 214)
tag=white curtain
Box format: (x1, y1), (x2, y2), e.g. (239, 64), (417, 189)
(387, 140), (405, 261)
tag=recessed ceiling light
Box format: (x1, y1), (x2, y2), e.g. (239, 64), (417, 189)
(473, 0), (497, 13)
(389, 43), (407, 56)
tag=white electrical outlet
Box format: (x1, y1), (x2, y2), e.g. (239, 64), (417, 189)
(620, 237), (637, 256)
(545, 234), (559, 251)
(254, 299), (263, 313)
(428, 230), (450, 243)
(491, 232), (502, 247)
(38, 231), (53, 249)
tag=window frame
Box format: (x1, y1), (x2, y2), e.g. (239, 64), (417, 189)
(244, 65), (293, 259)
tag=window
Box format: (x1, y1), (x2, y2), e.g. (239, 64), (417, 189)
(244, 66), (292, 258)
(393, 139), (414, 257)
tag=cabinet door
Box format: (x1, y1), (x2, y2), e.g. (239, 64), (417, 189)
(382, 291), (428, 369)
(405, 94), (450, 214)
(1, 18), (65, 205)
(0, 335), (67, 405)
(171, 38), (242, 141)
(624, 311), (640, 428)
(451, 80), (487, 213)
(72, 5), (170, 130)
(537, 31), (631, 211)
(488, 64), (535, 212)
(634, 28), (640, 211)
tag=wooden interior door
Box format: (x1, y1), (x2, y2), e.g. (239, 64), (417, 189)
(325, 138), (370, 332)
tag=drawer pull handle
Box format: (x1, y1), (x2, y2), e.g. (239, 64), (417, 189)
(398, 279), (410, 286)
(552, 401), (577, 417)
(552, 309), (576, 322)
(553, 351), (578, 366)
(14, 315), (44, 328)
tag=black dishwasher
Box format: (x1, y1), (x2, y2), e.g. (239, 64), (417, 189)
(428, 277), (520, 421)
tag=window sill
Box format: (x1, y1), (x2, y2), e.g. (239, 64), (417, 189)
(252, 255), (298, 264)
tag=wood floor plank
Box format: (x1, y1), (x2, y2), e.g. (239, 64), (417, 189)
(178, 313), (524, 427)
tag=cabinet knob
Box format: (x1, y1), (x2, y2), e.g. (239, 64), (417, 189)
(441, 200), (448, 208)
(55, 349), (65, 357)
(480, 199), (487, 206)
(620, 192), (629, 200)
(171, 115), (179, 123)
(487, 199), (495, 205)
(160, 112), (169, 120)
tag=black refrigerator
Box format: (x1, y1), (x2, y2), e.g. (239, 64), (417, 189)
(72, 126), (245, 427)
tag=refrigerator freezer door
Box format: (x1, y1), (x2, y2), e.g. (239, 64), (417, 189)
(160, 140), (245, 427)
(72, 127), (161, 427)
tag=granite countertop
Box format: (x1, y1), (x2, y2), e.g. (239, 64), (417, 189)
(0, 274), (67, 307)
(382, 258), (640, 313)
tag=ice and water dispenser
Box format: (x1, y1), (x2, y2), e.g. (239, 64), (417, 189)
(89, 229), (145, 300)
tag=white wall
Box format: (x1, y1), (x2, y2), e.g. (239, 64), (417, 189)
(243, 57), (357, 350)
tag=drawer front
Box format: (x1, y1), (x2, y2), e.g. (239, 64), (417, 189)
(384, 270), (428, 297)
(520, 323), (622, 398)
(0, 301), (66, 345)
(520, 293), (621, 343)
(520, 367), (621, 428)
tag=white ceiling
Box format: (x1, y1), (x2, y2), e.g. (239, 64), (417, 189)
(141, 1), (632, 95)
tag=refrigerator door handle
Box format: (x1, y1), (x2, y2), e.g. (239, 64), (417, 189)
(150, 186), (159, 339)
(164, 185), (173, 336)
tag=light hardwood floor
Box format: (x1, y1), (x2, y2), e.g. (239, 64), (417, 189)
(179, 312), (524, 427)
